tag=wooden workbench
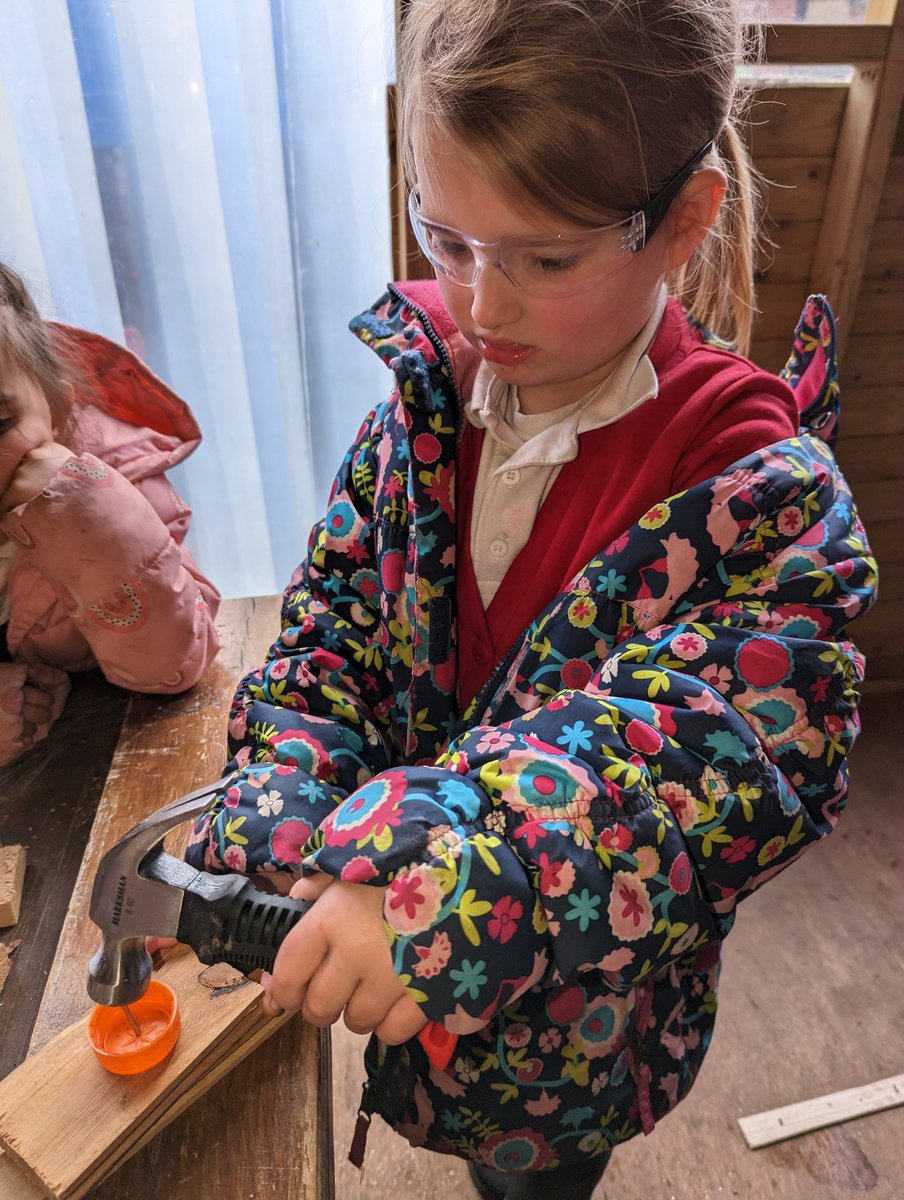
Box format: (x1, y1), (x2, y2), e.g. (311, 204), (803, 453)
(0, 596), (334, 1199)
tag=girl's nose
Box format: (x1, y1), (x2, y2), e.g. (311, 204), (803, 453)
(469, 259), (521, 331)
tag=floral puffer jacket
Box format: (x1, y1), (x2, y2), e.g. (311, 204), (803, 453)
(188, 284), (876, 1174)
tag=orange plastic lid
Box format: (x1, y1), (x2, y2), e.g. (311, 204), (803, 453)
(87, 979), (181, 1075)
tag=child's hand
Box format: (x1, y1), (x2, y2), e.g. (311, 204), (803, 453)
(0, 441), (74, 514)
(0, 369), (73, 512)
(0, 661), (70, 765)
(261, 873), (427, 1045)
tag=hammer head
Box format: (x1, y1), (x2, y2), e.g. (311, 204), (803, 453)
(86, 779), (229, 1007)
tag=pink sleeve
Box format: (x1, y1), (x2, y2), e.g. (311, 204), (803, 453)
(1, 454), (221, 693)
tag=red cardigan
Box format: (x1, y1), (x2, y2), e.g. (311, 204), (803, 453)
(456, 299), (799, 707)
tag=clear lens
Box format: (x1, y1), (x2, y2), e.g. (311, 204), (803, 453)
(408, 191), (644, 298)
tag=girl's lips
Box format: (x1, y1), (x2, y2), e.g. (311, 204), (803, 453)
(477, 337), (536, 367)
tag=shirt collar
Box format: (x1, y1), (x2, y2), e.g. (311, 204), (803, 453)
(465, 286), (666, 468)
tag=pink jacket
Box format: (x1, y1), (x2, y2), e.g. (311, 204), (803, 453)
(0, 327), (221, 765)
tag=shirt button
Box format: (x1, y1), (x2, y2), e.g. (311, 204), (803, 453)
(503, 469), (520, 486)
(474, 643), (490, 664)
(490, 537), (508, 558)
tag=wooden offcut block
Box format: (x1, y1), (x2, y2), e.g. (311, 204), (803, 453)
(0, 845), (26, 927)
(0, 946), (293, 1200)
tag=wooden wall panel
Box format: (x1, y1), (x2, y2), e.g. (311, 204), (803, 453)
(744, 61), (903, 686)
(746, 87), (848, 158)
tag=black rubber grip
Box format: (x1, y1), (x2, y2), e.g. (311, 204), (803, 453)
(176, 871), (313, 973)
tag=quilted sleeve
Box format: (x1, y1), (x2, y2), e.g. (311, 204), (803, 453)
(1, 453), (220, 692)
(300, 436), (875, 1033)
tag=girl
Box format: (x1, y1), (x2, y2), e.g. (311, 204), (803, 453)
(186, 2), (875, 1196)
(0, 263), (220, 767)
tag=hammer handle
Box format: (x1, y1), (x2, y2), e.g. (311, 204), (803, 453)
(176, 872), (312, 973)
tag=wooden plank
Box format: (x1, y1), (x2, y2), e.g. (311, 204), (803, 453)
(864, 216), (904, 276)
(0, 947), (293, 1199)
(749, 329), (904, 380)
(840, 515), (904, 558)
(0, 672), (127, 1081)
(387, 85), (433, 283)
(861, 653), (904, 687)
(753, 274), (904, 343)
(752, 277), (904, 341)
(876, 153), (903, 217)
(758, 155), (834, 222)
(22, 596), (335, 1200)
(849, 609), (903, 675)
(762, 22), (891, 65)
(755, 218), (819, 283)
(739, 1074), (904, 1149)
(848, 279), (904, 334)
(835, 431), (904, 479)
(842, 474), (903, 520)
(28, 596), (281, 1051)
(745, 87), (847, 159)
(841, 599), (902, 646)
(844, 331), (904, 386)
(752, 281), (818, 340)
(839, 388), (904, 438)
(808, 4), (904, 350)
(0, 845), (26, 927)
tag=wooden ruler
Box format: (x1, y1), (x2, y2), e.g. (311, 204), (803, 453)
(738, 1073), (904, 1149)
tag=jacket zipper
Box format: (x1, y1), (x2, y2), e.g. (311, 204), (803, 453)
(386, 282), (542, 746)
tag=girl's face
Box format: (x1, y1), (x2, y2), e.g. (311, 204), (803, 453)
(0, 363), (55, 497)
(414, 133), (673, 414)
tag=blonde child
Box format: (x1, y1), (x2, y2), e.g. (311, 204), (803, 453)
(185, 2), (875, 1196)
(0, 263), (220, 767)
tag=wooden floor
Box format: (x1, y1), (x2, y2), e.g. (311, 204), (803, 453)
(331, 690), (904, 1199)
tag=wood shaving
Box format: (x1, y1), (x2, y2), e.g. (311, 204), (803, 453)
(197, 962), (246, 989)
(0, 938), (22, 995)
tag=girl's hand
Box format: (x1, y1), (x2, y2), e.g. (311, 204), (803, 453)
(145, 936), (179, 957)
(261, 873), (427, 1045)
(0, 661), (70, 765)
(0, 370), (59, 503)
(0, 441), (74, 514)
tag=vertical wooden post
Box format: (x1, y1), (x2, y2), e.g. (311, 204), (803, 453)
(808, 0), (904, 355)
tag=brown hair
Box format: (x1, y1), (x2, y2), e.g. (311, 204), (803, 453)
(0, 262), (74, 432)
(398, 0), (763, 353)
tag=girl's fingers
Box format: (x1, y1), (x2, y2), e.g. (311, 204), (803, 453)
(260, 973), (285, 1020)
(145, 936), (179, 955)
(342, 974), (411, 1036)
(300, 950), (360, 1028)
(22, 684), (53, 726)
(289, 872), (333, 902)
(263, 911), (329, 1014)
(374, 994), (429, 1046)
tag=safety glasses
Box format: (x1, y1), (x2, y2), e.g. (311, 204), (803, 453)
(408, 141), (713, 298)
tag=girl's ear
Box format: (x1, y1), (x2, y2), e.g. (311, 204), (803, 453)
(663, 167), (727, 271)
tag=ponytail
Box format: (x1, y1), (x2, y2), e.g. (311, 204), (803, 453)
(671, 119), (762, 357)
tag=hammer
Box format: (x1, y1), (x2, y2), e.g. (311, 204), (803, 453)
(86, 780), (458, 1069)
